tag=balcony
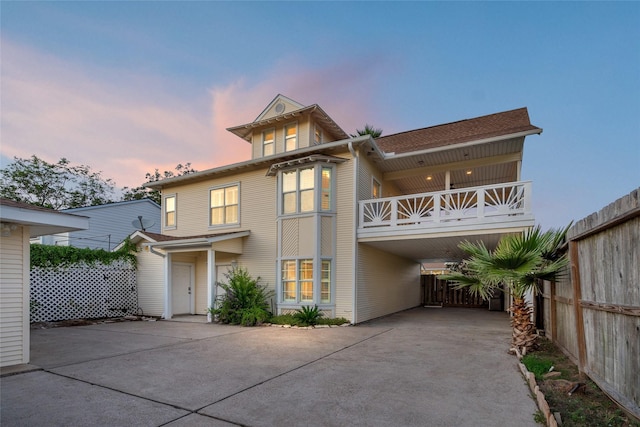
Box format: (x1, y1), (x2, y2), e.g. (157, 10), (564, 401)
(358, 181), (534, 240)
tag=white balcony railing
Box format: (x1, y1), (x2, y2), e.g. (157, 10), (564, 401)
(358, 181), (533, 232)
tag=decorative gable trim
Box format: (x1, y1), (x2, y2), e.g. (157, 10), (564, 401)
(266, 154), (348, 176)
(255, 94), (305, 122)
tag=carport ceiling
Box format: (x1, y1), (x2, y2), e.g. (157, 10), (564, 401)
(361, 233), (508, 263)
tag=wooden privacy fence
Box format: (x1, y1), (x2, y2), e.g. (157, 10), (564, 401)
(541, 188), (639, 419)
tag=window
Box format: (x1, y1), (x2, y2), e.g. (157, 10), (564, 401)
(299, 260), (313, 302)
(321, 260), (331, 303)
(282, 260), (296, 302)
(285, 124), (297, 152)
(321, 167), (332, 211)
(372, 177), (382, 199)
(210, 184), (239, 226)
(314, 126), (323, 145)
(165, 195), (176, 228)
(282, 167), (315, 214)
(263, 129), (275, 156)
(281, 259), (331, 304)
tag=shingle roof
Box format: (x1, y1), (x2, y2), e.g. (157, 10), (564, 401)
(376, 108), (541, 155)
(140, 231), (243, 242)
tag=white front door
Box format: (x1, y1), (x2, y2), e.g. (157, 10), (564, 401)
(172, 263), (193, 314)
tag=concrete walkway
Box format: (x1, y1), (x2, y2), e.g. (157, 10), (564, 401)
(1, 308), (539, 427)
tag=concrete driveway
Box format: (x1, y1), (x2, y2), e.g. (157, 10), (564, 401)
(1, 308), (539, 427)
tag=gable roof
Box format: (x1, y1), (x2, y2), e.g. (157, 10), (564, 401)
(61, 198), (160, 213)
(254, 94), (305, 122)
(376, 108), (541, 155)
(227, 98), (348, 142)
(120, 230), (251, 250)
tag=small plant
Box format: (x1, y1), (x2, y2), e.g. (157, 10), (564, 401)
(533, 410), (546, 424)
(207, 267), (273, 326)
(522, 353), (554, 380)
(293, 305), (323, 326)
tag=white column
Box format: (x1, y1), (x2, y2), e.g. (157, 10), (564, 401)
(516, 160), (522, 182)
(445, 170), (451, 190)
(207, 249), (216, 322)
(163, 252), (172, 319)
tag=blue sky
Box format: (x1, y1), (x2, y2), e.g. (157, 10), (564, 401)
(1, 1), (638, 229)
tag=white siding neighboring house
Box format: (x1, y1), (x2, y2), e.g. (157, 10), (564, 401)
(35, 199), (160, 251)
(0, 198), (88, 369)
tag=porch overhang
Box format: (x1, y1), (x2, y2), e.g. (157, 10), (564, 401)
(147, 231), (250, 253)
(359, 224), (533, 263)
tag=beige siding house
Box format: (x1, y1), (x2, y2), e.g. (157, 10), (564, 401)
(0, 199), (88, 368)
(132, 94), (541, 324)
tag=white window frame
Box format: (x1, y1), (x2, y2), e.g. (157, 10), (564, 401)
(280, 258), (333, 304)
(263, 128), (275, 157)
(164, 194), (177, 229)
(284, 122), (298, 152)
(279, 164), (335, 216)
(209, 183), (240, 228)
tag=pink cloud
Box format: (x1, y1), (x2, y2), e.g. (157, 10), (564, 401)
(2, 39), (392, 191)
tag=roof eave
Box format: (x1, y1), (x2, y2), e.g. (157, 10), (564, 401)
(382, 128), (542, 160)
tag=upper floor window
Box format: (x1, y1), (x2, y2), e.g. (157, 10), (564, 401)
(263, 129), (275, 156)
(281, 165), (334, 215)
(165, 195), (176, 228)
(210, 184), (239, 226)
(314, 126), (323, 145)
(285, 124), (297, 152)
(372, 177), (382, 199)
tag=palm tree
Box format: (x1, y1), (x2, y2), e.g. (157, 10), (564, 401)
(351, 124), (383, 138)
(443, 224), (571, 356)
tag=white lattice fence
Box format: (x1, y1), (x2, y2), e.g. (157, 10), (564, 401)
(30, 261), (137, 322)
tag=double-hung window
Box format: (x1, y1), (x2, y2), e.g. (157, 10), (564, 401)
(285, 124), (297, 152)
(164, 195), (176, 228)
(281, 166), (334, 215)
(282, 167), (315, 214)
(281, 259), (331, 304)
(210, 184), (239, 226)
(263, 129), (275, 156)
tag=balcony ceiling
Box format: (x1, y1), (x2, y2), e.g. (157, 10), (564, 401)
(361, 230), (523, 264)
(371, 137), (525, 195)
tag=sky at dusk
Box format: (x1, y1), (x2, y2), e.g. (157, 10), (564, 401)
(1, 1), (638, 229)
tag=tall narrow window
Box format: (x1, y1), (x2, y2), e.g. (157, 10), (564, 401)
(285, 124), (297, 152)
(321, 260), (331, 303)
(263, 129), (275, 156)
(165, 196), (176, 228)
(372, 177), (382, 199)
(282, 260), (296, 302)
(210, 184), (239, 226)
(299, 168), (314, 212)
(321, 167), (332, 211)
(299, 260), (313, 302)
(314, 125), (323, 145)
(282, 170), (297, 214)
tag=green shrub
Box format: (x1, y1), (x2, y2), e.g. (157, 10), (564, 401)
(208, 267), (273, 326)
(522, 353), (554, 380)
(270, 314), (301, 326)
(293, 305), (323, 326)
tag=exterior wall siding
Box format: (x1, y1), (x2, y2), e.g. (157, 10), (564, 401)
(135, 244), (165, 317)
(46, 200), (160, 251)
(334, 154), (356, 321)
(162, 168), (278, 295)
(0, 225), (29, 367)
(356, 243), (421, 323)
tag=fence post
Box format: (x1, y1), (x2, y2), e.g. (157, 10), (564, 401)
(549, 280), (557, 341)
(569, 240), (587, 373)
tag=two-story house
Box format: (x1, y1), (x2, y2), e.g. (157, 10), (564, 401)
(127, 94), (541, 323)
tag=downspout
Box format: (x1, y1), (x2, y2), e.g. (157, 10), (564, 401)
(348, 141), (359, 324)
